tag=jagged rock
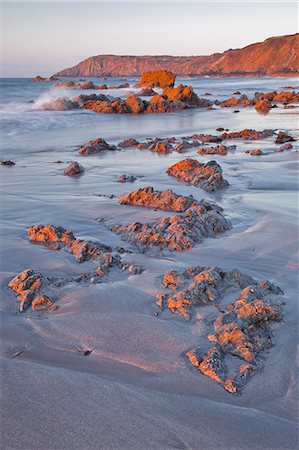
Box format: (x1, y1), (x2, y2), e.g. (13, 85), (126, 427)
(8, 269), (52, 312)
(182, 269), (284, 393)
(156, 266), (255, 320)
(118, 174), (136, 183)
(1, 161), (15, 166)
(31, 295), (56, 312)
(28, 224), (75, 245)
(197, 145), (229, 155)
(162, 84), (212, 107)
(73, 93), (110, 104)
(79, 138), (116, 155)
(125, 95), (147, 113)
(134, 70), (176, 88)
(112, 199), (231, 252)
(255, 99), (272, 113)
(275, 131), (295, 144)
(276, 143), (293, 152)
(79, 81), (98, 89)
(117, 186), (197, 212)
(64, 161), (85, 176)
(272, 91), (299, 103)
(147, 141), (173, 154)
(146, 94), (178, 113)
(118, 138), (140, 148)
(167, 159), (229, 192)
(220, 129), (274, 140)
(38, 98), (79, 111)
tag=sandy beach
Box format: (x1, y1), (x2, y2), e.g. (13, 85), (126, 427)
(0, 71), (298, 449)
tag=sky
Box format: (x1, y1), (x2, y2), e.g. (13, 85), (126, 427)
(1, 1), (298, 77)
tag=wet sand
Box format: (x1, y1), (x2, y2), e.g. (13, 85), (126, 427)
(1, 78), (298, 449)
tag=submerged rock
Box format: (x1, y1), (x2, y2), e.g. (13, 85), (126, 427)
(1, 160), (15, 166)
(197, 145), (229, 155)
(275, 131), (295, 144)
(134, 70), (176, 88)
(246, 149), (264, 156)
(276, 143), (293, 152)
(38, 97), (79, 111)
(79, 138), (116, 155)
(118, 174), (137, 183)
(167, 159), (229, 192)
(64, 161), (85, 176)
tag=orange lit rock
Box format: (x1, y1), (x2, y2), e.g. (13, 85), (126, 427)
(255, 99), (272, 113)
(79, 138), (116, 155)
(167, 158), (229, 191)
(64, 161), (85, 176)
(134, 70), (176, 88)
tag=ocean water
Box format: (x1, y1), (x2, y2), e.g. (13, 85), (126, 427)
(1, 77), (299, 449)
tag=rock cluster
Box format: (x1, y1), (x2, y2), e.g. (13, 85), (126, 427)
(117, 137), (199, 153)
(156, 265), (284, 394)
(167, 159), (229, 192)
(220, 129), (274, 140)
(197, 145), (232, 156)
(82, 85), (211, 115)
(112, 190), (231, 252)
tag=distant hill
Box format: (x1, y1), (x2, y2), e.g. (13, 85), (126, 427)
(54, 34), (299, 78)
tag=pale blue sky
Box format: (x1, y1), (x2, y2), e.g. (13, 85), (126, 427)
(1, 1), (298, 77)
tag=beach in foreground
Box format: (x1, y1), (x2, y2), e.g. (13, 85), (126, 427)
(1, 76), (298, 449)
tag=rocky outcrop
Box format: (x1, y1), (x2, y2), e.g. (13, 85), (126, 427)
(64, 161), (85, 176)
(79, 138), (117, 155)
(220, 129), (274, 140)
(117, 186), (197, 212)
(162, 84), (212, 107)
(156, 266), (256, 320)
(134, 70), (176, 88)
(8, 269), (56, 312)
(255, 99), (272, 114)
(112, 196), (231, 252)
(156, 265), (284, 394)
(27, 224), (144, 279)
(166, 159), (229, 192)
(53, 34), (299, 78)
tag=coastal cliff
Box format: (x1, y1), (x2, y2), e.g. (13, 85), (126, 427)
(54, 33), (299, 78)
